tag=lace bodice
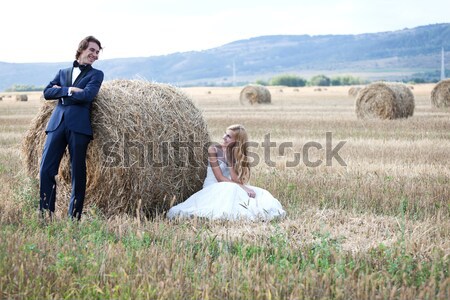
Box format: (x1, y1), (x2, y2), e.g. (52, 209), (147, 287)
(203, 160), (230, 188)
(202, 146), (230, 188)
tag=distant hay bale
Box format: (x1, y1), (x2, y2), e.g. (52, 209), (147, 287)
(293, 88), (299, 92)
(314, 88), (322, 92)
(348, 86), (362, 97)
(16, 94), (28, 101)
(431, 79), (450, 108)
(239, 84), (271, 105)
(0, 96), (3, 101)
(22, 80), (210, 217)
(355, 82), (415, 119)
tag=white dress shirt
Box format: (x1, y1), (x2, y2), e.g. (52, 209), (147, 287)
(67, 65), (82, 96)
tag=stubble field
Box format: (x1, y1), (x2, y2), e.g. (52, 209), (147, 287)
(0, 84), (449, 299)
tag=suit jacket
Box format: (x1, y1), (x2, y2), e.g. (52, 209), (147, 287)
(43, 65), (104, 138)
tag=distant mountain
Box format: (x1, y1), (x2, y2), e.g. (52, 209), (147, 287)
(1, 23), (449, 91)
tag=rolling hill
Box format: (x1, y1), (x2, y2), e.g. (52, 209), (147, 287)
(0, 23), (449, 91)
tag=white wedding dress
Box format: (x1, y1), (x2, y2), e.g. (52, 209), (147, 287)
(167, 158), (286, 221)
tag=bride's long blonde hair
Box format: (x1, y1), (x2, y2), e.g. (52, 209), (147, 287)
(226, 124), (250, 184)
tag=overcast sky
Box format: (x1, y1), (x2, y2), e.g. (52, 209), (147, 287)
(1, 0), (448, 63)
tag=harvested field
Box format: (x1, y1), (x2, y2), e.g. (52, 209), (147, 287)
(0, 83), (448, 299)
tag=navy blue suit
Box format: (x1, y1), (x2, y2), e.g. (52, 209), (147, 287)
(40, 64), (104, 219)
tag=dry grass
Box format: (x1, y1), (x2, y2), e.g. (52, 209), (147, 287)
(0, 84), (449, 299)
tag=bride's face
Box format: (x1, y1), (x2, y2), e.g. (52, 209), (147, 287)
(222, 130), (236, 147)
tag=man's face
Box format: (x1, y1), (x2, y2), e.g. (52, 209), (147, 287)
(78, 42), (100, 65)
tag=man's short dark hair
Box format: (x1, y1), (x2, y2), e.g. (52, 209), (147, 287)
(75, 36), (102, 60)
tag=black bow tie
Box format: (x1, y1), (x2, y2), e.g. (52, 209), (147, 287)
(73, 60), (89, 71)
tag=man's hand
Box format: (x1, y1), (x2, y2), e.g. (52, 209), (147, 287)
(52, 85), (61, 88)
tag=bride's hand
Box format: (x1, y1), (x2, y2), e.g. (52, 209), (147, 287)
(243, 186), (256, 198)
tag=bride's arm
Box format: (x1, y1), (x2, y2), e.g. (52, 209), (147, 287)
(229, 162), (256, 198)
(209, 146), (256, 198)
(209, 145), (234, 183)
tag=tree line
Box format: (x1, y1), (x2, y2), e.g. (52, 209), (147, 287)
(4, 84), (45, 92)
(256, 74), (368, 87)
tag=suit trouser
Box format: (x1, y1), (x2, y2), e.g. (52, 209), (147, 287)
(39, 117), (91, 220)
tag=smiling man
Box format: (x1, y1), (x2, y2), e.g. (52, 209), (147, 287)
(39, 36), (104, 221)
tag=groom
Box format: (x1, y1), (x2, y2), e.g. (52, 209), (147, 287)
(40, 36), (104, 221)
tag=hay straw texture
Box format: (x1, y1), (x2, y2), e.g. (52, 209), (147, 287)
(348, 86), (362, 97)
(16, 94), (28, 101)
(22, 80), (210, 217)
(239, 84), (271, 105)
(355, 82), (415, 119)
(430, 79), (450, 108)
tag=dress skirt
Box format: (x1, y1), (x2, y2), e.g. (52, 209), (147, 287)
(167, 182), (286, 221)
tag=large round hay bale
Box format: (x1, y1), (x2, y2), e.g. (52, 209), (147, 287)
(16, 94), (28, 101)
(355, 82), (415, 119)
(348, 86), (362, 97)
(431, 79), (450, 108)
(22, 80), (210, 217)
(239, 84), (271, 105)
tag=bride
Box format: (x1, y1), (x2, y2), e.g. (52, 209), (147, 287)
(167, 124), (286, 221)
